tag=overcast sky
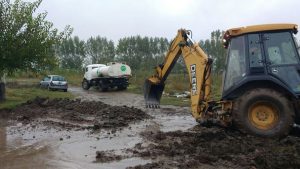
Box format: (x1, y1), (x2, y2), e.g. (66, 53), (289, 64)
(33, 0), (300, 42)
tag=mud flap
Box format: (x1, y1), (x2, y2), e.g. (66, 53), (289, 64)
(143, 79), (164, 108)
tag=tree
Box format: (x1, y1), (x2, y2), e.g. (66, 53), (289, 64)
(85, 36), (115, 64)
(116, 36), (169, 71)
(57, 36), (85, 69)
(199, 30), (227, 73)
(0, 0), (72, 101)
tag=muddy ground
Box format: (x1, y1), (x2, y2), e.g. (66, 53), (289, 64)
(8, 97), (150, 131)
(1, 87), (300, 169)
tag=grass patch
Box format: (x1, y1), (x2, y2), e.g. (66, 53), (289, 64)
(160, 96), (190, 107)
(0, 87), (74, 109)
(129, 70), (222, 107)
(127, 84), (143, 94)
(211, 74), (223, 100)
(9, 68), (83, 87)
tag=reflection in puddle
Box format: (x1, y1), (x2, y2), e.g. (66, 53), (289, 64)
(0, 104), (195, 169)
(0, 120), (151, 169)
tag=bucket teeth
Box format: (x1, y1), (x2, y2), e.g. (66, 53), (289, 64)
(145, 101), (160, 109)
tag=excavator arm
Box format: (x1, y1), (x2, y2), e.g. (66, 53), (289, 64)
(144, 29), (213, 120)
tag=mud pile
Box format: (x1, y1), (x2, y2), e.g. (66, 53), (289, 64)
(7, 97), (150, 130)
(125, 126), (300, 169)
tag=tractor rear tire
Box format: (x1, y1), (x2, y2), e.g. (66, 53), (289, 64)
(232, 88), (294, 137)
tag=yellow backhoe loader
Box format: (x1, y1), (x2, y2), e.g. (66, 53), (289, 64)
(144, 24), (300, 137)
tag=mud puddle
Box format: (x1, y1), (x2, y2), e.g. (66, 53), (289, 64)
(0, 88), (196, 169)
(3, 87), (300, 169)
(1, 122), (152, 169)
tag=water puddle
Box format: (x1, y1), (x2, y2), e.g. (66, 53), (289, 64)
(0, 120), (152, 169)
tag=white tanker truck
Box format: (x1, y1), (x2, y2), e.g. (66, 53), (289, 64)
(82, 62), (131, 91)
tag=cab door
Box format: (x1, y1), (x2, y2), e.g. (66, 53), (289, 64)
(263, 31), (300, 93)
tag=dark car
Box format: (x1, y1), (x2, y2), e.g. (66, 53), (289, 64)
(40, 75), (68, 92)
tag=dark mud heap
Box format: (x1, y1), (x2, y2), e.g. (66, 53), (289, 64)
(8, 97), (151, 130)
(124, 127), (300, 169)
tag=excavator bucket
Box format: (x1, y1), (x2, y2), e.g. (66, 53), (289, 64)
(144, 79), (165, 108)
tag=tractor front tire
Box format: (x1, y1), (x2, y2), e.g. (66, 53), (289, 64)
(233, 88), (294, 137)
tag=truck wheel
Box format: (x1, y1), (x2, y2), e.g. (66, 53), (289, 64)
(82, 80), (90, 90)
(233, 88), (294, 137)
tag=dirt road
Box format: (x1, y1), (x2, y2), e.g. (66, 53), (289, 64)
(1, 87), (300, 169)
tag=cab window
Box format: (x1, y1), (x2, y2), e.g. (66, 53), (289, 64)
(264, 32), (299, 65)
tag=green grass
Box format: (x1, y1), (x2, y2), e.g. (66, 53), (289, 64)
(0, 87), (74, 109)
(127, 84), (143, 94)
(211, 74), (223, 100)
(160, 96), (190, 107)
(128, 70), (223, 107)
(9, 68), (83, 87)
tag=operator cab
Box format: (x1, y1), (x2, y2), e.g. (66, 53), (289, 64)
(222, 24), (300, 99)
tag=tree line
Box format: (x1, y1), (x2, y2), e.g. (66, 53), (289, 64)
(56, 36), (170, 71)
(56, 32), (226, 73)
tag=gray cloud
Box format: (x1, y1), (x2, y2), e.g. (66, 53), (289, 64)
(33, 0), (300, 42)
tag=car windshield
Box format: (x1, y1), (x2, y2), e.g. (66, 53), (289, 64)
(52, 76), (65, 81)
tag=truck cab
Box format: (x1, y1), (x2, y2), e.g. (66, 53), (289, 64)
(84, 64), (106, 81)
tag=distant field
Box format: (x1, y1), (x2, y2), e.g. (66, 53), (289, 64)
(7, 69), (84, 87)
(2, 69), (222, 108)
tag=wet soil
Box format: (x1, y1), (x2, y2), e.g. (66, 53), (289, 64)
(1, 87), (300, 169)
(6, 96), (150, 130)
(125, 127), (300, 169)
